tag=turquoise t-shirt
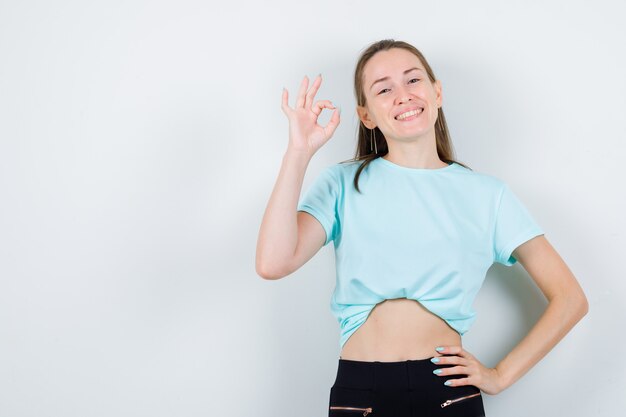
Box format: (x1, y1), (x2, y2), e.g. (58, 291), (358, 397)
(296, 156), (544, 350)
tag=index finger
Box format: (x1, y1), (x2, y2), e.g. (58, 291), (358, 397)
(304, 74), (323, 110)
(295, 75), (310, 109)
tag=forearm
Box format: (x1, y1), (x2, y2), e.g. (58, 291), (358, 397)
(495, 291), (588, 390)
(256, 148), (312, 279)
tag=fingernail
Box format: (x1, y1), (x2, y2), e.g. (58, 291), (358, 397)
(435, 347), (444, 352)
(433, 369), (442, 375)
(444, 380), (452, 386)
(430, 357), (440, 363)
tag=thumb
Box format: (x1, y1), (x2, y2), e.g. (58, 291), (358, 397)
(322, 106), (341, 139)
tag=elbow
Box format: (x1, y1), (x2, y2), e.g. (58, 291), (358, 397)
(550, 287), (589, 323)
(256, 263), (279, 280)
(578, 291), (590, 317)
(567, 288), (589, 321)
(256, 244), (279, 280)
(551, 276), (590, 320)
(255, 257), (290, 280)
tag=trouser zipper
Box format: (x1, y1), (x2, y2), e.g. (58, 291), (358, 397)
(329, 406), (373, 416)
(441, 392), (481, 408)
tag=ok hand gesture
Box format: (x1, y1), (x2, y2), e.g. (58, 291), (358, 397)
(281, 74), (341, 157)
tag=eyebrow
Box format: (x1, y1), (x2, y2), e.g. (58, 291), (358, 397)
(370, 67), (424, 91)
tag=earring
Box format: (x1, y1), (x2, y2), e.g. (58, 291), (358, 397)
(369, 128), (378, 154)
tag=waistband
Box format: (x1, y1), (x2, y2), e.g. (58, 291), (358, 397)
(334, 356), (457, 391)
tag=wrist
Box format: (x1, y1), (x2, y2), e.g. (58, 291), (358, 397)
(284, 146), (314, 162)
(494, 366), (513, 392)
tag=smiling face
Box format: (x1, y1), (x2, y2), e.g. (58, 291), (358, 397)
(357, 47), (442, 143)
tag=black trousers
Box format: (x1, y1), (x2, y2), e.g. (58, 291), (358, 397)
(328, 356), (486, 417)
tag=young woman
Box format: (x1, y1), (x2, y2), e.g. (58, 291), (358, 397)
(256, 39), (588, 417)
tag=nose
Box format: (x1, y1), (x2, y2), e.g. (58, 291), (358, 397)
(394, 85), (413, 105)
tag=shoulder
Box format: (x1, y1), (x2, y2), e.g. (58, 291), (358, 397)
(451, 163), (507, 195)
(328, 159), (363, 173)
(302, 160), (362, 195)
(321, 159), (363, 182)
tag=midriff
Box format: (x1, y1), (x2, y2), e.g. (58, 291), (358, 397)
(339, 297), (462, 362)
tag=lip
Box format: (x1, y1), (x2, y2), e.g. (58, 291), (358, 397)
(394, 106), (424, 120)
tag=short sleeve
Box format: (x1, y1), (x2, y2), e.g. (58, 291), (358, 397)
(493, 183), (544, 266)
(297, 166), (340, 247)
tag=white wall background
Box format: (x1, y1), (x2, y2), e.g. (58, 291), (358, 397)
(0, 0), (624, 416)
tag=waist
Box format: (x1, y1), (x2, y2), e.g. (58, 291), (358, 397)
(339, 298), (461, 361)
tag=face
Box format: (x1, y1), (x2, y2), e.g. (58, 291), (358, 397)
(357, 48), (442, 142)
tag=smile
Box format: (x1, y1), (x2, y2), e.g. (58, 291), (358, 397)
(395, 108), (424, 120)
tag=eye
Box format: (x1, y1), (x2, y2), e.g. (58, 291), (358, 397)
(378, 78), (420, 95)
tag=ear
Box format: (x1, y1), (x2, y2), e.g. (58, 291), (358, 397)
(434, 79), (443, 108)
(356, 105), (377, 129)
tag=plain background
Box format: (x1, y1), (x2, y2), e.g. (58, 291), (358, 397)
(1, 0), (624, 416)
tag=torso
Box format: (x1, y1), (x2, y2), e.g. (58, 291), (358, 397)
(339, 298), (462, 362)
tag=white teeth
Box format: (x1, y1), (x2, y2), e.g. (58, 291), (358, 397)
(396, 108), (424, 120)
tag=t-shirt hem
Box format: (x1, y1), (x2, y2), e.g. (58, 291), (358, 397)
(297, 206), (333, 246)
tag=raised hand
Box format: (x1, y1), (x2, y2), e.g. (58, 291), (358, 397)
(281, 74), (341, 157)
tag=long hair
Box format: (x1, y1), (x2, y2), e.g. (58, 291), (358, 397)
(339, 39), (471, 192)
